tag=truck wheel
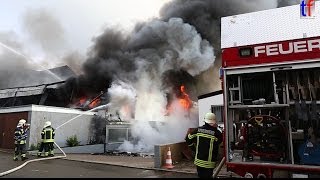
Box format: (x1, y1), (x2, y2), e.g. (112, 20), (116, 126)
(244, 172), (253, 178)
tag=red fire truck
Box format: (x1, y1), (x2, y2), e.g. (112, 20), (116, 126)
(221, 3), (320, 178)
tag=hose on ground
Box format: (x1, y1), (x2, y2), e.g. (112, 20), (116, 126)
(0, 142), (66, 177)
(212, 157), (226, 178)
(0, 104), (106, 177)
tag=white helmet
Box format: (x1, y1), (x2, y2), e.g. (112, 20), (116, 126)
(17, 119), (26, 127)
(204, 112), (216, 124)
(44, 121), (51, 128)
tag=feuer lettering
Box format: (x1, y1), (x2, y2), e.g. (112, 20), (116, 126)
(254, 38), (320, 57)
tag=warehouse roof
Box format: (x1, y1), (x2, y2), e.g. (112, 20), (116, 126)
(0, 65), (75, 99)
(0, 81), (65, 99)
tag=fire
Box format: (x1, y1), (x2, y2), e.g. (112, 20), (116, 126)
(88, 98), (101, 109)
(179, 85), (192, 110)
(121, 105), (130, 114)
(165, 85), (192, 115)
(79, 97), (87, 105)
(73, 95), (101, 109)
(120, 104), (132, 120)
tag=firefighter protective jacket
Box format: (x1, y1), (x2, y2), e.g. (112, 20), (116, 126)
(41, 126), (55, 143)
(185, 123), (222, 168)
(14, 126), (28, 145)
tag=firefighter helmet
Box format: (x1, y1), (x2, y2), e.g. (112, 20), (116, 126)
(44, 121), (51, 128)
(204, 112), (216, 124)
(17, 119), (26, 127)
(19, 119), (26, 124)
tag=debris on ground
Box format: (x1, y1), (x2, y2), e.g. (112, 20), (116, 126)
(104, 150), (154, 158)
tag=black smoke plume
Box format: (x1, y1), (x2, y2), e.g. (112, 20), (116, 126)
(58, 0), (301, 105)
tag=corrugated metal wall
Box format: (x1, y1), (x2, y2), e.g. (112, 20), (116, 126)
(0, 112), (29, 149)
(211, 105), (223, 123)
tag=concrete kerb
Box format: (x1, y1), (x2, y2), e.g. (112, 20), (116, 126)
(1, 149), (195, 174)
(0, 149), (13, 153)
(63, 158), (233, 178)
(63, 158), (197, 174)
(1, 149), (232, 177)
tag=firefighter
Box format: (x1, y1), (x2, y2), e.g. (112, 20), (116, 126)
(298, 121), (320, 165)
(37, 121), (55, 157)
(13, 119), (30, 161)
(185, 112), (223, 178)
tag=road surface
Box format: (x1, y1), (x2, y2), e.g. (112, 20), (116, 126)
(0, 152), (197, 178)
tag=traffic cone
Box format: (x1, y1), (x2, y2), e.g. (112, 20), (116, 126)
(163, 147), (174, 169)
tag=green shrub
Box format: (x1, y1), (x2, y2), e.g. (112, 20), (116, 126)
(66, 135), (80, 147)
(29, 142), (41, 151)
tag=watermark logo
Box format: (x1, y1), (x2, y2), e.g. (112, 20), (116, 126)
(300, 0), (316, 18)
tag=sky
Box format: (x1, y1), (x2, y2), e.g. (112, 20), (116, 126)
(0, 0), (304, 72)
(0, 0), (171, 68)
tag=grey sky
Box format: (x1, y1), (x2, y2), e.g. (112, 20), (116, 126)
(0, 0), (170, 68)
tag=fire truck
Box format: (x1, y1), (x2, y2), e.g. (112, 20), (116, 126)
(221, 2), (320, 178)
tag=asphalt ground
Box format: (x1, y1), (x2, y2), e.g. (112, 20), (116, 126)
(0, 152), (197, 178)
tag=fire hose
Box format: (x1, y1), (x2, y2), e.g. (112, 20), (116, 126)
(0, 104), (110, 177)
(0, 39), (72, 177)
(212, 157), (226, 178)
(0, 142), (66, 177)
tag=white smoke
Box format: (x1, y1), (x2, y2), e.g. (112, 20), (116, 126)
(119, 98), (198, 153)
(107, 81), (136, 120)
(0, 31), (37, 88)
(22, 8), (84, 74)
(116, 18), (209, 152)
(134, 74), (167, 123)
(94, 2), (299, 153)
(22, 8), (67, 57)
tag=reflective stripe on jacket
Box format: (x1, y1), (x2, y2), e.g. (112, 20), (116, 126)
(14, 126), (27, 144)
(185, 123), (222, 168)
(41, 127), (55, 143)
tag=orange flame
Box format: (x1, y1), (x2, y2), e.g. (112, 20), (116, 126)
(179, 85), (192, 110)
(165, 85), (192, 115)
(88, 98), (101, 109)
(79, 97), (87, 105)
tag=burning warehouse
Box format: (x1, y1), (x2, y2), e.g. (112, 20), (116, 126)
(0, 65), (76, 108)
(0, 0), (293, 156)
(0, 65), (97, 150)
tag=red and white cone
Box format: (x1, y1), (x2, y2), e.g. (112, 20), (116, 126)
(163, 147), (174, 169)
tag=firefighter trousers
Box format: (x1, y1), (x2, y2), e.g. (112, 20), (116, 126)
(196, 166), (214, 178)
(13, 144), (26, 161)
(38, 142), (54, 157)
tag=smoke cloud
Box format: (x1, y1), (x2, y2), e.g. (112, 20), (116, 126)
(60, 51), (86, 75)
(159, 0), (280, 95)
(22, 8), (83, 75)
(107, 81), (136, 120)
(277, 0), (300, 7)
(22, 8), (67, 57)
(0, 31), (35, 89)
(104, 18), (210, 153)
(84, 18), (213, 152)
(0, 8), (82, 90)
(160, 0), (278, 52)
(118, 70), (199, 153)
(64, 0), (306, 153)
(1, 0), (304, 152)
(62, 17), (214, 98)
